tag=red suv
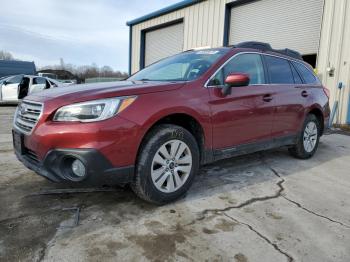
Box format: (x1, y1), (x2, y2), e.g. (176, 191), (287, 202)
(13, 42), (330, 204)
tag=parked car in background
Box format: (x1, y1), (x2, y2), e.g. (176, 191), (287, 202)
(60, 79), (77, 85)
(13, 42), (330, 204)
(0, 60), (36, 78)
(38, 72), (58, 79)
(0, 75), (62, 103)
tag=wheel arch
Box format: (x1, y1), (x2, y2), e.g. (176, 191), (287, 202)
(137, 113), (210, 165)
(307, 106), (325, 135)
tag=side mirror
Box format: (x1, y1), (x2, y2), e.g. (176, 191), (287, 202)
(2, 80), (7, 86)
(222, 73), (250, 96)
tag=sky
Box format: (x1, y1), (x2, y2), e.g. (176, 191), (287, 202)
(0, 0), (179, 72)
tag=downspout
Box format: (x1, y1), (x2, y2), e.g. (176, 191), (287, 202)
(128, 25), (132, 76)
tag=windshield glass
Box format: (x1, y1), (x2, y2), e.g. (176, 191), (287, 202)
(129, 49), (229, 82)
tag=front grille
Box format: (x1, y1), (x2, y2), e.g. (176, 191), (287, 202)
(14, 100), (43, 135)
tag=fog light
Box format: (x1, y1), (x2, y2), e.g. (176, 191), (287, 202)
(71, 159), (86, 177)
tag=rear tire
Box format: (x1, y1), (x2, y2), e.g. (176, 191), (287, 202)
(289, 114), (320, 159)
(131, 124), (199, 205)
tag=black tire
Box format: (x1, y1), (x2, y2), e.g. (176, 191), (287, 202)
(131, 124), (200, 205)
(289, 114), (320, 159)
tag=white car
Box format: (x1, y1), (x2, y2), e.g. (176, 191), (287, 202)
(0, 75), (63, 102)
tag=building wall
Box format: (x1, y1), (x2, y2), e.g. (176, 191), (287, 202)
(131, 0), (230, 74)
(317, 0), (350, 124)
(130, 0), (350, 124)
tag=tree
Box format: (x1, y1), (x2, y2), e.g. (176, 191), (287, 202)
(39, 59), (129, 82)
(0, 50), (14, 60)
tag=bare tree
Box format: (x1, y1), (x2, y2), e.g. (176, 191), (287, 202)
(40, 60), (129, 81)
(0, 50), (15, 60)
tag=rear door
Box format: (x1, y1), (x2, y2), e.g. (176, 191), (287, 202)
(263, 55), (305, 138)
(30, 77), (48, 93)
(208, 53), (275, 149)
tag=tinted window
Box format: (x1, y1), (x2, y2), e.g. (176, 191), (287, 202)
(293, 62), (320, 84)
(290, 62), (303, 84)
(265, 56), (294, 84)
(210, 53), (265, 86)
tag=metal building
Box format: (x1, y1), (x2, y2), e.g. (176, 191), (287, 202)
(0, 60), (36, 78)
(127, 0), (350, 125)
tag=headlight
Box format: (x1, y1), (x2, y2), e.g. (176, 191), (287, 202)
(53, 96), (136, 122)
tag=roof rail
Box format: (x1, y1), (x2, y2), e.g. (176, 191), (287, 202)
(235, 41), (272, 51)
(235, 41), (303, 61)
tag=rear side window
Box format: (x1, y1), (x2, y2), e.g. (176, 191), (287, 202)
(293, 62), (320, 84)
(33, 77), (46, 85)
(290, 62), (303, 84)
(264, 56), (294, 84)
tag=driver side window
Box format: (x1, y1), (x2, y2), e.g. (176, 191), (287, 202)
(6, 75), (23, 85)
(209, 53), (265, 86)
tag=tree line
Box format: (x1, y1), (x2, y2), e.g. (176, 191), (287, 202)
(0, 50), (128, 80)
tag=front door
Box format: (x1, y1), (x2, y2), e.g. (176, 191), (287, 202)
(1, 75), (22, 101)
(207, 53), (275, 149)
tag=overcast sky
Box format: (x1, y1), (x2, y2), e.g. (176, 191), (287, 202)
(0, 0), (179, 72)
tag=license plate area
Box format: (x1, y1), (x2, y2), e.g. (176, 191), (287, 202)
(13, 130), (24, 155)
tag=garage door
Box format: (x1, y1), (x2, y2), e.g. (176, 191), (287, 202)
(144, 22), (184, 66)
(229, 0), (324, 55)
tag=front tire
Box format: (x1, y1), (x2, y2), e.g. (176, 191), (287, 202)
(289, 114), (320, 159)
(131, 124), (200, 204)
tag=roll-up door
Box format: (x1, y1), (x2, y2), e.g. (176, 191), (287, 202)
(144, 22), (184, 66)
(229, 0), (324, 55)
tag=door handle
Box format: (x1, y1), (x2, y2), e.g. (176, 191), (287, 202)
(263, 94), (273, 102)
(301, 90), (308, 97)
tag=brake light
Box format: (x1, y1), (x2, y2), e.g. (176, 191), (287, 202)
(323, 87), (330, 99)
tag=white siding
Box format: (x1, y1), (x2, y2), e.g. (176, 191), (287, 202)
(145, 22), (184, 66)
(317, 0), (350, 124)
(229, 0), (324, 55)
(131, 0), (227, 74)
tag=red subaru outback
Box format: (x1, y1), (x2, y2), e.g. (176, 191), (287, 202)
(13, 42), (330, 204)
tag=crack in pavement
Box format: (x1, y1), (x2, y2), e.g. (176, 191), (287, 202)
(36, 242), (47, 262)
(264, 161), (350, 230)
(185, 163), (349, 261)
(282, 195), (350, 229)
(187, 166), (286, 225)
(265, 159), (350, 230)
(223, 213), (294, 262)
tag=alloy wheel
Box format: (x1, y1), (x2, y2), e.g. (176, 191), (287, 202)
(151, 139), (192, 193)
(303, 122), (318, 153)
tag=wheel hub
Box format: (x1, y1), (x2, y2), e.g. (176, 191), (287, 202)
(168, 161), (175, 170)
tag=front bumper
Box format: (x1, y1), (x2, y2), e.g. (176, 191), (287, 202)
(15, 148), (134, 186)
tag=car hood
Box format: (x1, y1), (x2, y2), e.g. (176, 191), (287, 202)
(26, 80), (185, 104)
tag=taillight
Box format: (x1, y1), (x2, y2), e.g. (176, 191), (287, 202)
(323, 87), (330, 99)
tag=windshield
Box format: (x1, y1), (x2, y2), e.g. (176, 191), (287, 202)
(129, 49), (229, 82)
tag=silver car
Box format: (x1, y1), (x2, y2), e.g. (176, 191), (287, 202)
(0, 75), (63, 102)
